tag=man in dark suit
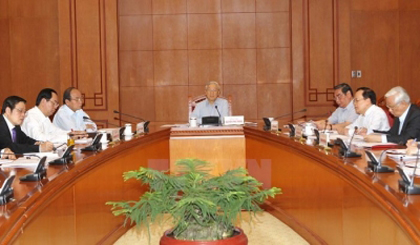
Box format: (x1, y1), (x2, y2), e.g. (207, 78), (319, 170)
(364, 86), (420, 145)
(0, 96), (54, 153)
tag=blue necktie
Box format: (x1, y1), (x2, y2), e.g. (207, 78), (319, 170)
(12, 127), (17, 143)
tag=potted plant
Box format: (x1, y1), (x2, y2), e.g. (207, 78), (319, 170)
(106, 159), (281, 244)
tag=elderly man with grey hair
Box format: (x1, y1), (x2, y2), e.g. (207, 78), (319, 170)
(364, 86), (420, 144)
(191, 81), (229, 124)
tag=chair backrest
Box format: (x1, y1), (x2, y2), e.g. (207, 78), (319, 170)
(416, 99), (420, 107)
(378, 96), (394, 127)
(188, 95), (232, 119)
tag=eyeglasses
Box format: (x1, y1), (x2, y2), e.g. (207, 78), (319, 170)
(49, 99), (60, 107)
(13, 108), (26, 114)
(334, 93), (344, 101)
(71, 97), (84, 102)
(354, 97), (365, 103)
(386, 101), (401, 110)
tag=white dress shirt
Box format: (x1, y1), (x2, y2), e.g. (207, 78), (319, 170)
(22, 106), (69, 143)
(347, 104), (390, 135)
(191, 98), (229, 124)
(328, 100), (359, 124)
(53, 105), (97, 132)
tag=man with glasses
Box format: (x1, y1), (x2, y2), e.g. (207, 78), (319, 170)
(191, 81), (229, 124)
(315, 83), (358, 132)
(0, 96), (54, 153)
(364, 86), (420, 144)
(53, 87), (97, 132)
(22, 88), (85, 143)
(345, 87), (390, 135)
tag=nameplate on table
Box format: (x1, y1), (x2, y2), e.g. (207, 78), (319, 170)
(319, 132), (330, 147)
(295, 126), (303, 138)
(224, 116), (244, 125)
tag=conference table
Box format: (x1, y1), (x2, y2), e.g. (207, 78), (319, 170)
(0, 125), (419, 244)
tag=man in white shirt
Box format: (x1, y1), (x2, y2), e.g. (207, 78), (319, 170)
(315, 83), (358, 131)
(345, 87), (390, 135)
(53, 87), (97, 132)
(22, 88), (85, 143)
(191, 81), (229, 124)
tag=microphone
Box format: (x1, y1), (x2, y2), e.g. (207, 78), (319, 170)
(263, 108), (307, 131)
(19, 156), (48, 182)
(113, 109), (150, 133)
(365, 149), (394, 173)
(215, 105), (222, 126)
(338, 126), (361, 158)
(113, 110), (146, 122)
(113, 117), (135, 125)
(84, 116), (121, 128)
(323, 119), (328, 133)
(0, 174), (16, 205)
(397, 145), (420, 195)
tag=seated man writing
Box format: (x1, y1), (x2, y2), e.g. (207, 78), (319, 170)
(345, 87), (390, 135)
(191, 81), (229, 124)
(364, 86), (420, 145)
(22, 88), (86, 143)
(315, 83), (358, 132)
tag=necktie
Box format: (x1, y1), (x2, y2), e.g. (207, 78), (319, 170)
(12, 127), (17, 143)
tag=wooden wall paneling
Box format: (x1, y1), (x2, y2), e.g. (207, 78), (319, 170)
(152, 15), (187, 50)
(222, 49), (256, 85)
(152, 0), (187, 14)
(257, 83), (291, 119)
(187, 0), (221, 13)
(256, 48), (290, 84)
(305, 0), (335, 106)
(351, 0), (398, 11)
(118, 0), (152, 15)
(187, 14), (222, 49)
(188, 50), (222, 86)
(399, 10), (420, 100)
(291, 0), (305, 116)
(154, 50), (189, 86)
(350, 10), (398, 97)
(59, 0), (120, 128)
(0, 3), (11, 100)
(120, 86), (156, 121)
(119, 15), (153, 51)
(256, 0), (289, 12)
(155, 85), (189, 122)
(224, 84), (258, 119)
(222, 13), (256, 49)
(336, 0), (351, 86)
(119, 50), (154, 87)
(7, 0), (59, 108)
(221, 0), (256, 13)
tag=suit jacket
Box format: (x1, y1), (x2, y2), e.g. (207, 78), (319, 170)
(0, 115), (39, 153)
(382, 104), (420, 144)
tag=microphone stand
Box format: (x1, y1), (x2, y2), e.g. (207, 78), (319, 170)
(398, 145), (420, 195)
(366, 149), (394, 173)
(215, 105), (222, 126)
(0, 175), (15, 205)
(341, 126), (361, 158)
(263, 109), (307, 131)
(113, 110), (150, 133)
